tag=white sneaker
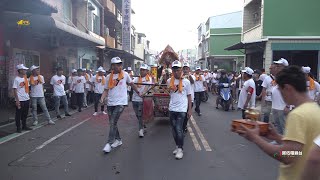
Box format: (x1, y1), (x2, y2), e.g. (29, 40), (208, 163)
(33, 121), (38, 126)
(270, 140), (278, 145)
(103, 143), (112, 153)
(102, 111), (108, 115)
(48, 120), (55, 125)
(139, 129), (144, 137)
(173, 146), (179, 155)
(111, 140), (122, 148)
(175, 148), (183, 159)
(93, 112), (98, 116)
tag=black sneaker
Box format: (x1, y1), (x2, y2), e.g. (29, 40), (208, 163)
(198, 112), (202, 116)
(78, 109), (82, 112)
(22, 127), (32, 131)
(65, 114), (71, 116)
(216, 107), (219, 109)
(57, 115), (62, 119)
(17, 128), (21, 133)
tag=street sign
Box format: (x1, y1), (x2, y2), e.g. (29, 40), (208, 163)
(122, 0), (131, 52)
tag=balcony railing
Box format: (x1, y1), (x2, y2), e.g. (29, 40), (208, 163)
(104, 35), (116, 48)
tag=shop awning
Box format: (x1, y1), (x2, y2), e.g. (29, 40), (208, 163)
(104, 47), (143, 61)
(225, 39), (267, 51)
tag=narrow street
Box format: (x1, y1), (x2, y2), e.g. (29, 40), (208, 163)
(0, 95), (278, 180)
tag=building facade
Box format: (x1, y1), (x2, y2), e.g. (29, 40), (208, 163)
(198, 11), (244, 72)
(226, 0), (320, 79)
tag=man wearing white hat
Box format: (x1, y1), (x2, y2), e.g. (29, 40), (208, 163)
(68, 69), (77, 109)
(182, 62), (195, 133)
(194, 66), (207, 116)
(270, 58), (290, 135)
(86, 69), (94, 105)
(132, 64), (152, 137)
(50, 67), (71, 119)
(302, 66), (320, 101)
(238, 67), (256, 119)
(167, 60), (192, 159)
(13, 64), (32, 133)
(203, 68), (212, 92)
(125, 67), (134, 101)
(73, 69), (86, 112)
(90, 66), (107, 116)
(29, 65), (55, 126)
(100, 57), (140, 153)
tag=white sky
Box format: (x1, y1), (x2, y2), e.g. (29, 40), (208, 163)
(132, 0), (243, 52)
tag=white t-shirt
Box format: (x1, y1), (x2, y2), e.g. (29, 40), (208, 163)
(30, 75), (45, 98)
(90, 75), (105, 94)
(167, 78), (191, 113)
(12, 76), (30, 101)
(211, 73), (218, 83)
(194, 74), (206, 92)
(132, 76), (152, 102)
(85, 74), (92, 89)
(314, 135), (320, 147)
(261, 75), (273, 102)
(50, 75), (66, 96)
(189, 75), (195, 102)
(105, 71), (132, 106)
(204, 73), (211, 83)
(307, 80), (320, 100)
(259, 73), (267, 82)
(238, 78), (256, 109)
(271, 85), (286, 110)
(73, 76), (86, 93)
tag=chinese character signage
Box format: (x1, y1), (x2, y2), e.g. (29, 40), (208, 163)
(122, 0), (131, 52)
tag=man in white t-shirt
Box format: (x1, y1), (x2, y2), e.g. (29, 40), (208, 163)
(29, 65), (55, 126)
(301, 135), (320, 180)
(167, 60), (192, 160)
(272, 58), (289, 135)
(50, 67), (71, 119)
(90, 67), (107, 116)
(85, 69), (94, 105)
(194, 66), (208, 116)
(100, 57), (140, 153)
(132, 64), (153, 137)
(68, 69), (77, 109)
(73, 69), (86, 112)
(13, 64), (32, 133)
(204, 69), (211, 92)
(211, 70), (218, 94)
(182, 62), (195, 133)
(237, 67), (256, 119)
(302, 66), (320, 101)
(260, 64), (276, 123)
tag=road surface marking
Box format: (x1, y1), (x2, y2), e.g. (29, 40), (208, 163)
(15, 117), (91, 162)
(36, 117), (90, 150)
(0, 107), (91, 145)
(190, 116), (212, 152)
(187, 124), (201, 151)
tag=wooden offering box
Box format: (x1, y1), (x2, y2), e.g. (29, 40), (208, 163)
(231, 119), (269, 136)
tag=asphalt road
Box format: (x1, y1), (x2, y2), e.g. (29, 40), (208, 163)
(0, 94), (279, 180)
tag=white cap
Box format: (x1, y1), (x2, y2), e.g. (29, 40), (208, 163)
(273, 58), (289, 66)
(241, 67), (254, 75)
(82, 68), (87, 71)
(72, 69), (77, 73)
(30, 65), (39, 71)
(140, 64), (148, 70)
(97, 66), (105, 72)
(127, 67), (132, 71)
(204, 68), (209, 71)
(171, 60), (182, 68)
(302, 66), (311, 74)
(111, 57), (122, 64)
(183, 62), (190, 67)
(16, 64), (28, 70)
(195, 66), (201, 70)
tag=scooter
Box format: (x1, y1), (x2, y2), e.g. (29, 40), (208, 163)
(217, 83), (232, 111)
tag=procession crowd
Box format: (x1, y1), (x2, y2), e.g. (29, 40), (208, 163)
(11, 56), (320, 179)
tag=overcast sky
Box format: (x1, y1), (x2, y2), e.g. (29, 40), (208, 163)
(132, 0), (243, 52)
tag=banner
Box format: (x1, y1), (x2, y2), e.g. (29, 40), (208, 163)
(122, 0), (131, 52)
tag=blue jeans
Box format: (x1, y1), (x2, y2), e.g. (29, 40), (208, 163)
(54, 95), (69, 116)
(261, 101), (272, 123)
(272, 109), (286, 135)
(107, 105), (125, 143)
(132, 101), (143, 130)
(31, 97), (51, 121)
(169, 111), (186, 148)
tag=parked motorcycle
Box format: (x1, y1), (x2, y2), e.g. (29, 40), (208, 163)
(217, 83), (232, 111)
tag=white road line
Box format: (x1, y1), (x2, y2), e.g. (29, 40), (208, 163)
(187, 124), (201, 151)
(36, 118), (90, 150)
(190, 116), (212, 152)
(15, 118), (91, 162)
